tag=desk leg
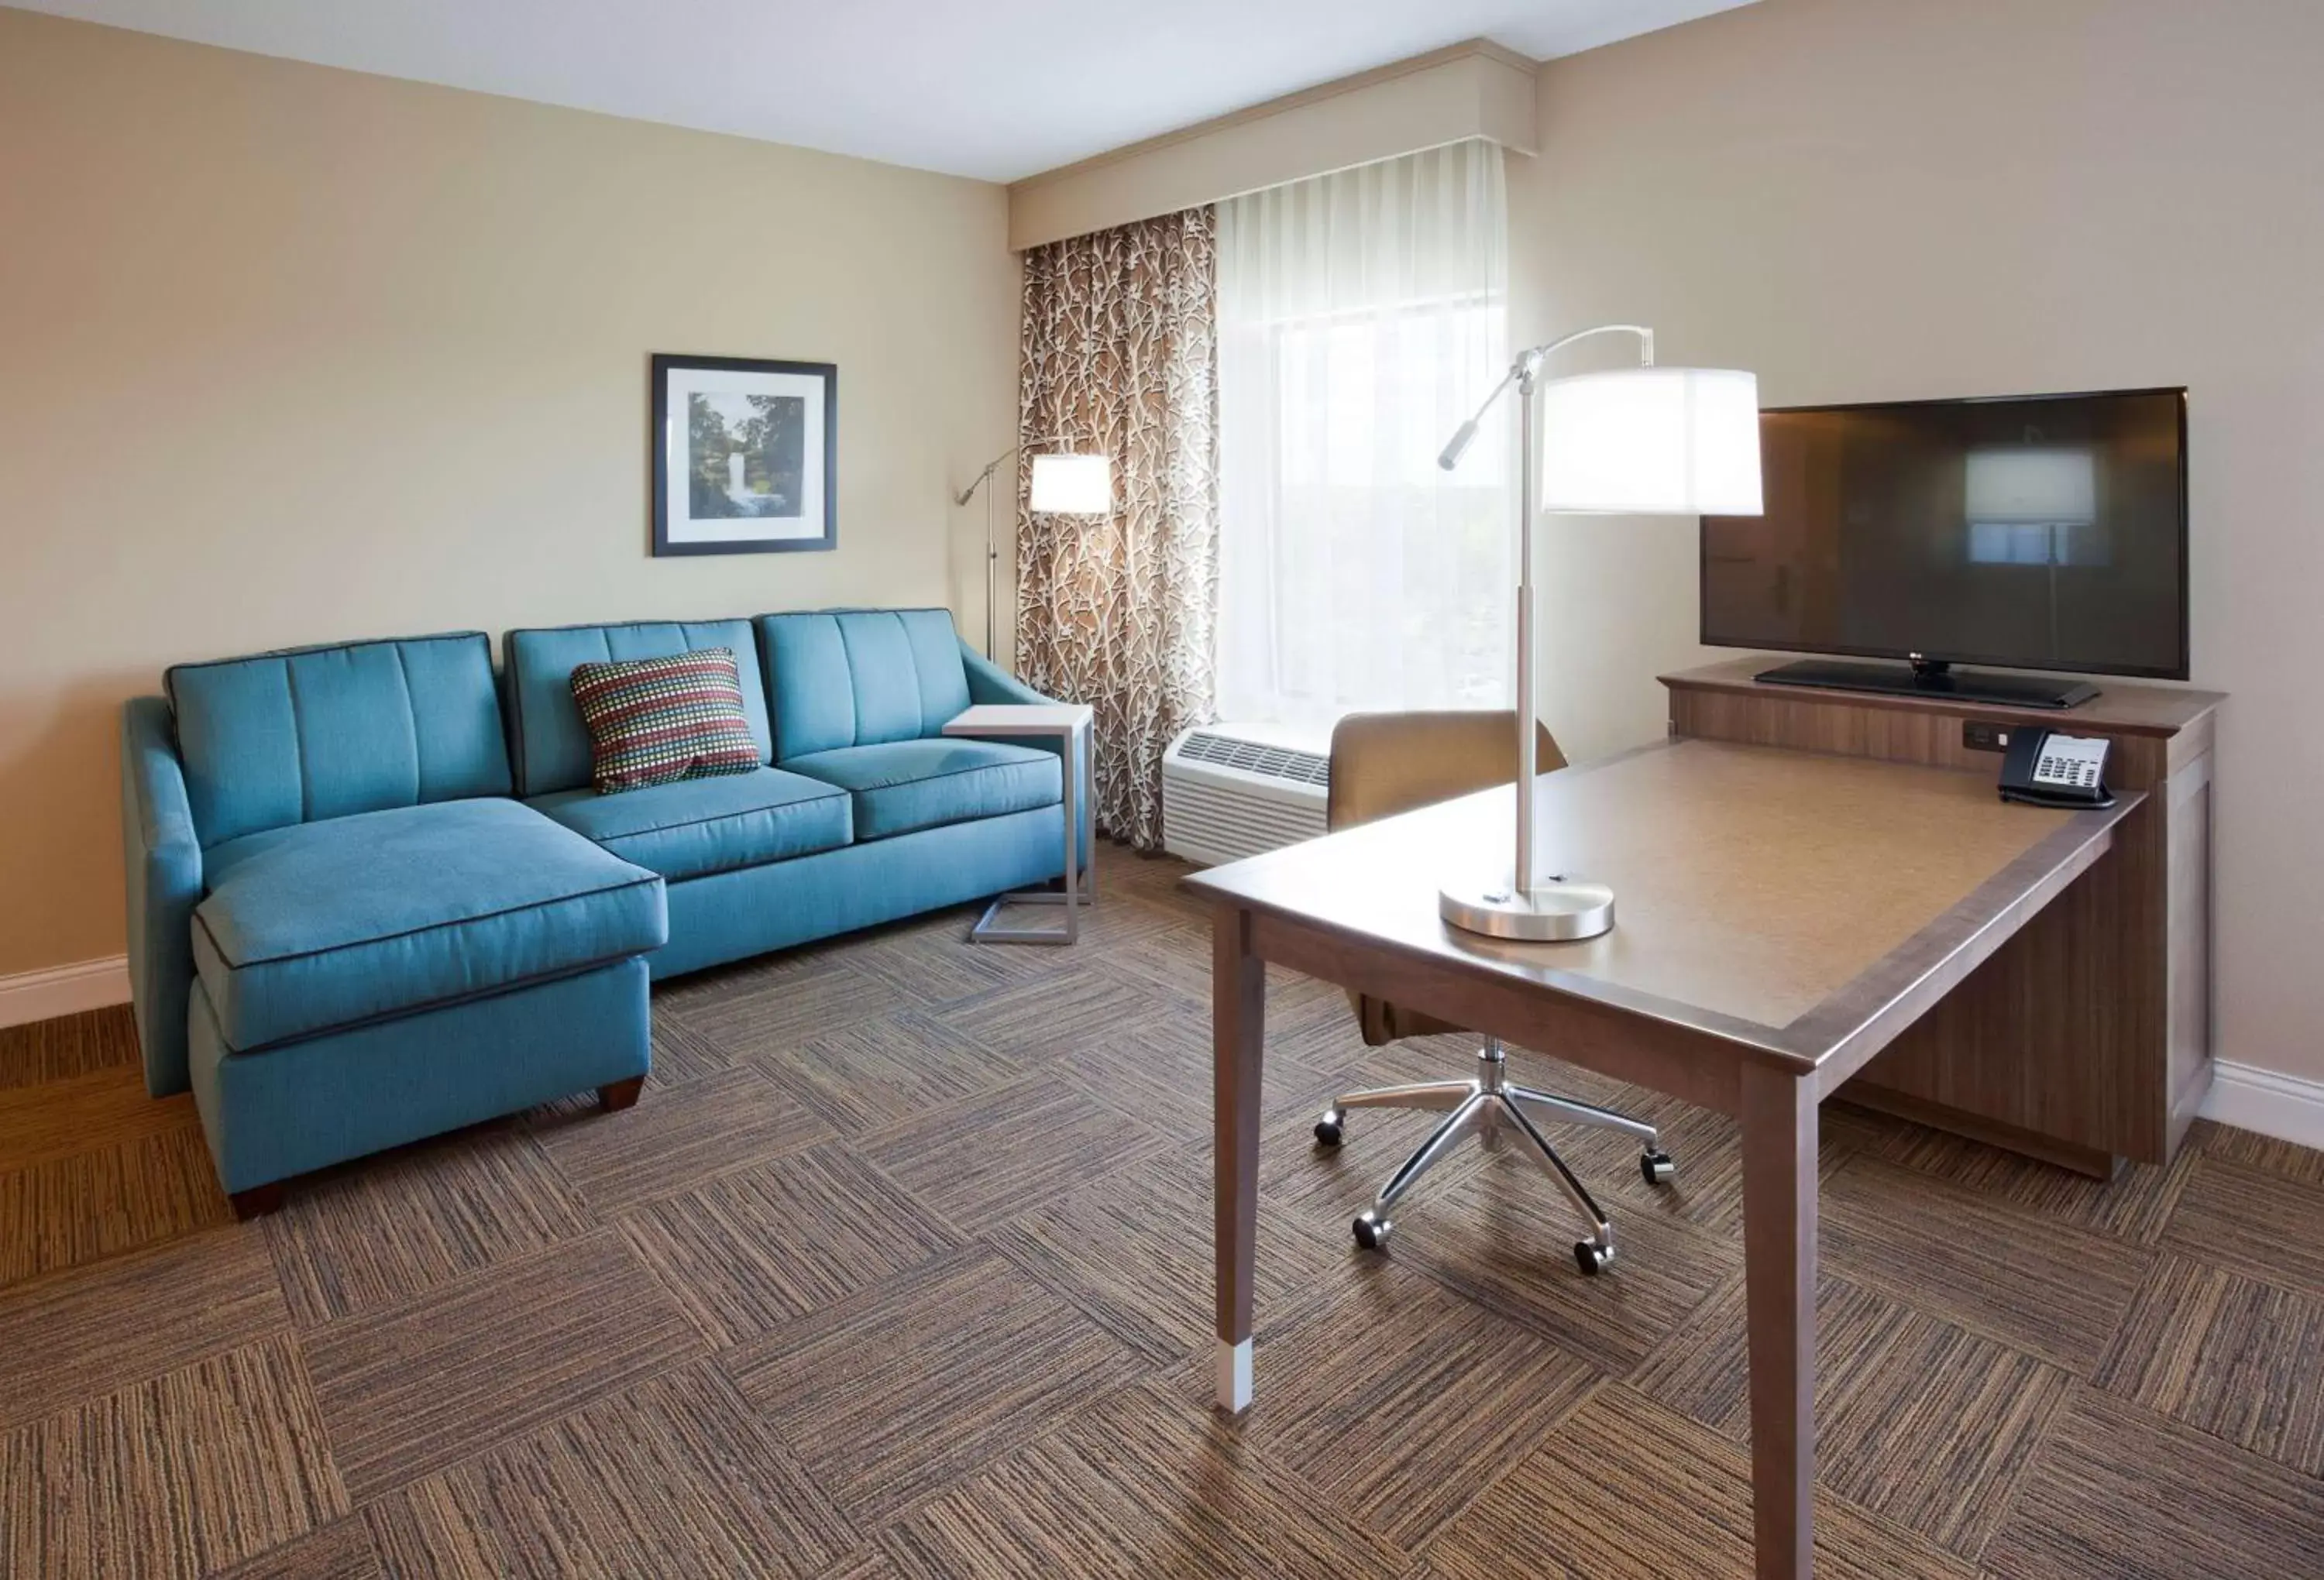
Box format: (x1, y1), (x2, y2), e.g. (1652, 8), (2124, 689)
(1212, 903), (1265, 1413)
(1740, 1061), (1817, 1579)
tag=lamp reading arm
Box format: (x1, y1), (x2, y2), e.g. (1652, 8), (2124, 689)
(954, 434), (1081, 507)
(953, 455), (1007, 509)
(1436, 325), (1655, 471)
(1438, 361), (1526, 470)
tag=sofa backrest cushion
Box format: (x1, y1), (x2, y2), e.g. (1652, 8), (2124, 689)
(758, 609), (972, 761)
(167, 633), (511, 849)
(504, 618), (772, 796)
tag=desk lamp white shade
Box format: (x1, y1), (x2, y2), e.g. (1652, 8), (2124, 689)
(1537, 367), (1763, 516)
(1030, 452), (1113, 515)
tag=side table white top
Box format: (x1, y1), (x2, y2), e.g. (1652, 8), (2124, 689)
(943, 704), (1092, 737)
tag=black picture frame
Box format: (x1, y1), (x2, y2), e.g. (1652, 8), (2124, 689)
(650, 352), (838, 556)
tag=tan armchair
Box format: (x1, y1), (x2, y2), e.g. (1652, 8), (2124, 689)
(1312, 709), (1673, 1275)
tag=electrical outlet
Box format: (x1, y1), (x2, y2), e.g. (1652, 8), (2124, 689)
(1962, 720), (2011, 753)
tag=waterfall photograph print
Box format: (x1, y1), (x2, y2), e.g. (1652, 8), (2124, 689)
(651, 353), (837, 555)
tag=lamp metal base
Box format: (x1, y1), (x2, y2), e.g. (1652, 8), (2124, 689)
(1439, 878), (1616, 942)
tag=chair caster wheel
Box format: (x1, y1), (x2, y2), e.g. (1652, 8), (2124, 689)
(1314, 1110), (1345, 1148)
(1353, 1210), (1392, 1252)
(1573, 1240), (1614, 1276)
(1640, 1149), (1676, 1186)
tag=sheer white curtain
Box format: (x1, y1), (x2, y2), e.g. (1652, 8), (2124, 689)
(1215, 139), (1511, 731)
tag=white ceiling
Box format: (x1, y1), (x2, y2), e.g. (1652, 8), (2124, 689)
(7, 0), (1756, 182)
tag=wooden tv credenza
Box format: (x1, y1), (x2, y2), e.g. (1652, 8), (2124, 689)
(1662, 658), (2222, 1176)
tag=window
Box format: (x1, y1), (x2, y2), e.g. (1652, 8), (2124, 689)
(1215, 140), (1511, 731)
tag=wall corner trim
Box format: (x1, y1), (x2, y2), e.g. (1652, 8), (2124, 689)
(2201, 1059), (2324, 1153)
(0, 956), (132, 1030)
(1008, 39), (1538, 251)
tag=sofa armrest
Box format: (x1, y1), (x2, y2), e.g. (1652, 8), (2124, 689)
(955, 642), (1092, 863)
(120, 696), (202, 1097)
(960, 642), (1056, 708)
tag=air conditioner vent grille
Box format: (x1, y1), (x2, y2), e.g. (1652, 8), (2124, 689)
(1176, 730), (1330, 788)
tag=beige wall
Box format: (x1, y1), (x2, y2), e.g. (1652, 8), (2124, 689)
(1508, 0), (2324, 1080)
(0, 9), (1019, 981)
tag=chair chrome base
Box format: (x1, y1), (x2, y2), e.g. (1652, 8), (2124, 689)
(1315, 1039), (1673, 1274)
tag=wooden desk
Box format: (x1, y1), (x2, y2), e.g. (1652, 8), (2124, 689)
(1188, 738), (2140, 1579)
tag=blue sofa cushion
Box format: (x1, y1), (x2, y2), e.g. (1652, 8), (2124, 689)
(192, 799), (666, 1052)
(758, 610), (974, 761)
(782, 739), (1060, 841)
(527, 767), (851, 882)
(504, 619), (773, 796)
(167, 633), (511, 848)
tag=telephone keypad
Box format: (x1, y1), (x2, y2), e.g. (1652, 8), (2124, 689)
(2035, 753), (2100, 788)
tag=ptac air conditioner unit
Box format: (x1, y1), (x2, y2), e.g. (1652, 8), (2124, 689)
(1161, 725), (1330, 868)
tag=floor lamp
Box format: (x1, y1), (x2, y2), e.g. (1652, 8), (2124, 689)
(1436, 326), (1763, 942)
(955, 443), (1115, 655)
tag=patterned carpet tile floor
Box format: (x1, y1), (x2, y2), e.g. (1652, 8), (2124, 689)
(2, 843), (2322, 1578)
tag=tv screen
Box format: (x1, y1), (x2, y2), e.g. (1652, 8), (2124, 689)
(1701, 388), (2188, 680)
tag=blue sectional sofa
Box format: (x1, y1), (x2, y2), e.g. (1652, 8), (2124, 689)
(122, 607), (1085, 1212)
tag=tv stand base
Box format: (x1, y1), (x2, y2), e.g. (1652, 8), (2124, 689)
(1755, 658), (2098, 710)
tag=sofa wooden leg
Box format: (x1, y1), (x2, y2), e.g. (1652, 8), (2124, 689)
(229, 1181), (287, 1220)
(599, 1076), (645, 1113)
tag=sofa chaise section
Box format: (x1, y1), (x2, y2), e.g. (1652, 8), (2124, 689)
(192, 799), (663, 1051)
(124, 633), (666, 1211)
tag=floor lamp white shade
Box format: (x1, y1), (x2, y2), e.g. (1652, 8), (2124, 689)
(1537, 367), (1763, 516)
(1030, 452), (1113, 515)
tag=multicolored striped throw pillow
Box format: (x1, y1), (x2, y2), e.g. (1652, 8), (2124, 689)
(569, 647), (761, 794)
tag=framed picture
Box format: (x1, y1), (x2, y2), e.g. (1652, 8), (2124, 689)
(651, 353), (837, 555)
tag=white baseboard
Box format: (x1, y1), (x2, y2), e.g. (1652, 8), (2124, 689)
(2201, 1060), (2324, 1153)
(0, 956), (131, 1030)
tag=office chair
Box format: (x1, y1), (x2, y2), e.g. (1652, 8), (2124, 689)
(1313, 711), (1674, 1276)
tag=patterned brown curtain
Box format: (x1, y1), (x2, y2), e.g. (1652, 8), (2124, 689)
(1016, 208), (1219, 852)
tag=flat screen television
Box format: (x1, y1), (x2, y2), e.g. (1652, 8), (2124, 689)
(1700, 386), (2188, 708)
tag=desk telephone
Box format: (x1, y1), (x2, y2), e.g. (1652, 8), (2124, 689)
(1998, 727), (2115, 809)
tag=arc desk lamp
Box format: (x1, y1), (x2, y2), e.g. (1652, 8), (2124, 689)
(1435, 325), (1763, 941)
